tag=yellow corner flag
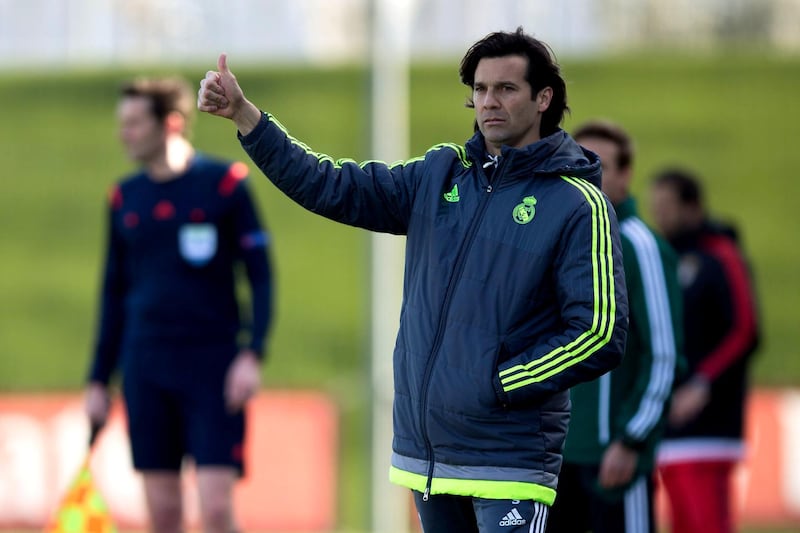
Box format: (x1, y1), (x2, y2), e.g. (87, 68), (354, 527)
(45, 421), (117, 533)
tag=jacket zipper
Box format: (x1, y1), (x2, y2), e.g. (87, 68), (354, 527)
(419, 157), (505, 501)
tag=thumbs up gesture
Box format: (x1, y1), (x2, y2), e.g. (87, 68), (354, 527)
(198, 54), (262, 134)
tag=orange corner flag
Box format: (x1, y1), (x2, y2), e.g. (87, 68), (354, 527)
(44, 458), (116, 533)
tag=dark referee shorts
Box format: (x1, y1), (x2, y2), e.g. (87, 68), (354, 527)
(121, 342), (245, 475)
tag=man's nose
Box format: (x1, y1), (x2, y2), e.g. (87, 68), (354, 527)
(482, 88), (500, 107)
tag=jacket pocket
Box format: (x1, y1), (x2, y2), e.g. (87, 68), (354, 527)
(492, 341), (510, 410)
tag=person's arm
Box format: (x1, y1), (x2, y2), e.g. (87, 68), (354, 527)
(496, 181), (628, 406)
(600, 230), (682, 488)
(86, 187), (128, 425)
(694, 233), (759, 380)
(221, 165), (273, 412)
(613, 231), (680, 450)
(198, 54), (422, 235)
(228, 168), (273, 357)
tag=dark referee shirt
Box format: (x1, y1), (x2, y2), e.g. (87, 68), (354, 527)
(88, 154), (273, 385)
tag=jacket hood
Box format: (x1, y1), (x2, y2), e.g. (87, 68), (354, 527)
(465, 129), (602, 187)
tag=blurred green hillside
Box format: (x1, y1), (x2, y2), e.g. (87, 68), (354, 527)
(1, 54), (798, 531)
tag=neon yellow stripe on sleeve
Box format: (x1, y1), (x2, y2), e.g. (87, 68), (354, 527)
(499, 176), (616, 391)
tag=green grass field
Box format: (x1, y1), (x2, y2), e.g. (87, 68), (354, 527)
(1, 53), (799, 531)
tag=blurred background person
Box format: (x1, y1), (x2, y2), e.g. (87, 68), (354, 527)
(650, 168), (760, 533)
(547, 120), (684, 533)
(84, 76), (274, 533)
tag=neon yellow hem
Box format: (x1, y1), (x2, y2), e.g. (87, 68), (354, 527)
(389, 466), (556, 505)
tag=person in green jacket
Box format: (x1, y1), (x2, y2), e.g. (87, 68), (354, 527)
(546, 120), (685, 533)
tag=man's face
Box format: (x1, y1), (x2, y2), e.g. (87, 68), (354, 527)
(649, 183), (686, 239)
(117, 96), (166, 164)
(578, 136), (631, 206)
(473, 55), (547, 155)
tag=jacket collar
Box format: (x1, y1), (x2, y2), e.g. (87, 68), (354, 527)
(614, 196), (637, 221)
(465, 129), (602, 186)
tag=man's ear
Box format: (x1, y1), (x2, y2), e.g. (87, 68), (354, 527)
(620, 164), (634, 190)
(164, 110), (186, 135)
(537, 87), (553, 112)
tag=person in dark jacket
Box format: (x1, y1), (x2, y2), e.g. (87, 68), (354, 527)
(197, 27), (628, 533)
(85, 77), (274, 533)
(649, 168), (760, 533)
(547, 120), (685, 533)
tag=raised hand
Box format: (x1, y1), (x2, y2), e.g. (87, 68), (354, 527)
(197, 54), (262, 134)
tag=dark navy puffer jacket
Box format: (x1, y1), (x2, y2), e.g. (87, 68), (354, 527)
(240, 112), (628, 505)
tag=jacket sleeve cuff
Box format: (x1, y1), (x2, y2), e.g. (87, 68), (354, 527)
(620, 434), (647, 452)
(248, 342), (266, 361)
(237, 111), (270, 144)
(493, 374), (510, 409)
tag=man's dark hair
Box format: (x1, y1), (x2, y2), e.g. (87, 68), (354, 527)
(652, 167), (704, 207)
(459, 27), (569, 137)
(573, 120), (634, 170)
(121, 76), (195, 129)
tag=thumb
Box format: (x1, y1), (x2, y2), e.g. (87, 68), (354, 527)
(218, 53), (230, 74)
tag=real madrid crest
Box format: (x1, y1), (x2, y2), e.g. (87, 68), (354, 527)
(512, 196), (537, 224)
